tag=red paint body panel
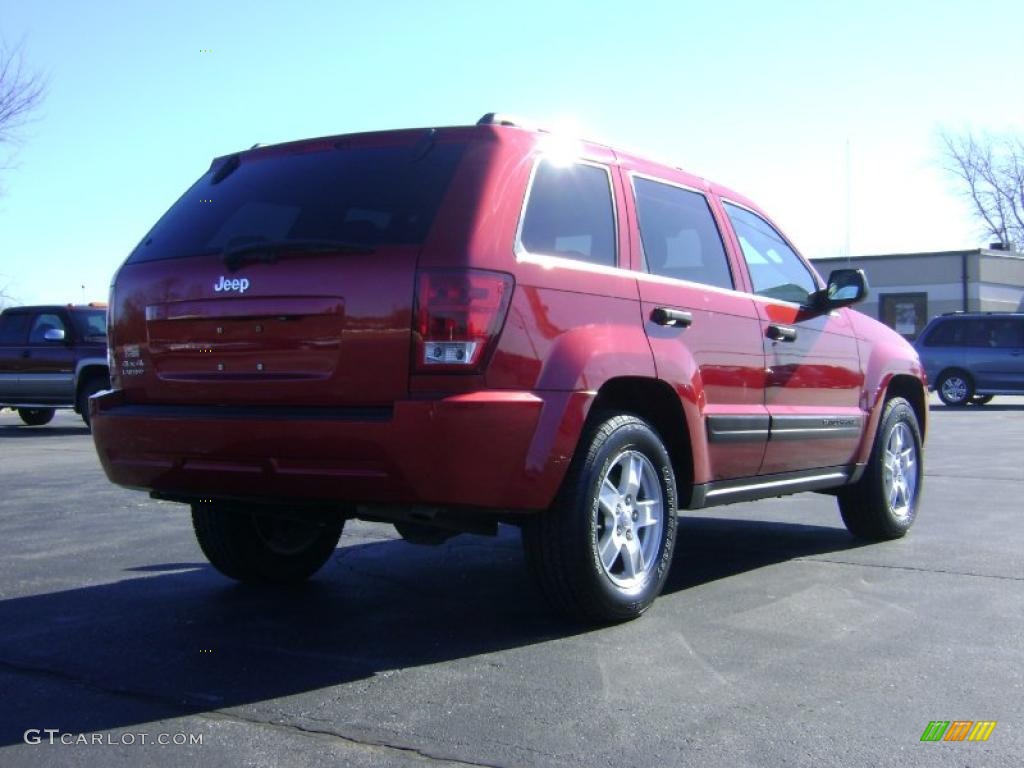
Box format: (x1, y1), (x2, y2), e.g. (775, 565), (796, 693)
(91, 119), (926, 516)
(755, 301), (865, 474)
(92, 387), (590, 510)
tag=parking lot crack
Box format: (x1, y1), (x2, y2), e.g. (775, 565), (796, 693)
(798, 557), (1023, 581)
(0, 657), (513, 766)
(197, 711), (513, 767)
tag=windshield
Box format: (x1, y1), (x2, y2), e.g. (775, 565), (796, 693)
(127, 140), (466, 264)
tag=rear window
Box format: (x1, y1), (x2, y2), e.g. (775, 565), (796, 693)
(519, 160), (616, 267)
(72, 310), (107, 340)
(128, 141), (467, 263)
(0, 313), (30, 345)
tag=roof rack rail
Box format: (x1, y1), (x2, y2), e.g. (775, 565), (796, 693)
(477, 112), (529, 128)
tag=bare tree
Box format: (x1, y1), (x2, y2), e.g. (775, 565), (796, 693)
(941, 131), (1024, 251)
(0, 281), (16, 310)
(0, 38), (46, 172)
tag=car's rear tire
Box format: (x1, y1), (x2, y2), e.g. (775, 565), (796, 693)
(523, 413), (677, 623)
(18, 407), (55, 426)
(838, 397), (922, 540)
(191, 504), (344, 585)
(77, 372), (110, 429)
(937, 369), (973, 406)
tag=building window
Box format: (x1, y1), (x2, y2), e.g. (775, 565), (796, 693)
(879, 293), (928, 340)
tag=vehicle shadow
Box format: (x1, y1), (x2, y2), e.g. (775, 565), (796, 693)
(0, 516), (865, 746)
(0, 424), (90, 438)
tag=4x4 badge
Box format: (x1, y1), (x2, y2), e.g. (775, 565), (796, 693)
(214, 276), (250, 294)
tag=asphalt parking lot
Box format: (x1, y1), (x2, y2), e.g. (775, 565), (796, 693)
(0, 399), (1021, 767)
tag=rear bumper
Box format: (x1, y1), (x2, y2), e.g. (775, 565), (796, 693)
(90, 389), (591, 511)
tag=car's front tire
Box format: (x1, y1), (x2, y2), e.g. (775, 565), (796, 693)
(937, 369), (973, 406)
(523, 413), (677, 623)
(838, 397), (923, 540)
(192, 504), (344, 585)
(18, 407), (55, 426)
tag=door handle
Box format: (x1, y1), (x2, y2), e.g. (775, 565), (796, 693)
(651, 308), (693, 327)
(21, 350), (30, 358)
(767, 324), (798, 342)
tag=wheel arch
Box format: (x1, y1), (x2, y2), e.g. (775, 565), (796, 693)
(586, 376), (695, 505)
(885, 373), (928, 440)
(75, 360), (109, 387)
(854, 371), (928, 466)
(74, 363), (110, 412)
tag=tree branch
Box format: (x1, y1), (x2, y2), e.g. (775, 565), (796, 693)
(940, 129), (1024, 248)
(0, 39), (47, 146)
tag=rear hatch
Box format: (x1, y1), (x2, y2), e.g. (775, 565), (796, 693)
(111, 130), (468, 406)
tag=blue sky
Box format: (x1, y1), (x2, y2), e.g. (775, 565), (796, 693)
(1, 0), (1022, 304)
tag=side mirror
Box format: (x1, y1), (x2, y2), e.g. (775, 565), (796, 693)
(811, 269), (869, 313)
(43, 328), (66, 342)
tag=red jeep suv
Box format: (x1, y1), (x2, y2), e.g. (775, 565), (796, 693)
(91, 114), (927, 621)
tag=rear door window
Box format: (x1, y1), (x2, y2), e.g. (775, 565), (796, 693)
(724, 203), (818, 304)
(128, 141), (467, 263)
(967, 317), (1024, 348)
(632, 177), (733, 289)
(0, 313), (31, 345)
(72, 310), (107, 341)
(519, 160), (617, 267)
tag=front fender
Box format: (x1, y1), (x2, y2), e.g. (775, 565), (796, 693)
(849, 312), (928, 464)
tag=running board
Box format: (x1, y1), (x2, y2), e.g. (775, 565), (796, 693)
(688, 466), (853, 509)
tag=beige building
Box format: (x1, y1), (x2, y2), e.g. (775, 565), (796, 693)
(811, 248), (1024, 340)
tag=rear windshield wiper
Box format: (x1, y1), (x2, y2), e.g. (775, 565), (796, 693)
(222, 239), (375, 272)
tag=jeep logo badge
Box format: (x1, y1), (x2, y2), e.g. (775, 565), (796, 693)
(214, 276), (250, 294)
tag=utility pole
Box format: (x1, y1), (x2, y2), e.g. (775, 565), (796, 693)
(845, 138), (851, 262)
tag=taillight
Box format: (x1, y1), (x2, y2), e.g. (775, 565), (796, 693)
(413, 269), (514, 373)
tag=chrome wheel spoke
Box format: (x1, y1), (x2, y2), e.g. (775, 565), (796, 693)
(901, 448), (915, 473)
(598, 530), (620, 571)
(594, 448), (665, 589)
(884, 422), (918, 519)
(599, 479), (620, 518)
(634, 499), (660, 530)
(619, 454), (643, 497)
(621, 536), (644, 579)
(883, 453), (897, 477)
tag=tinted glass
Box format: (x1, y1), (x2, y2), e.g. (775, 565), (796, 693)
(72, 309), (107, 340)
(966, 317), (1023, 348)
(923, 319), (960, 347)
(520, 161), (616, 267)
(634, 178), (732, 289)
(128, 141), (466, 263)
(0, 313), (30, 344)
(724, 203), (817, 304)
(28, 313), (66, 343)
